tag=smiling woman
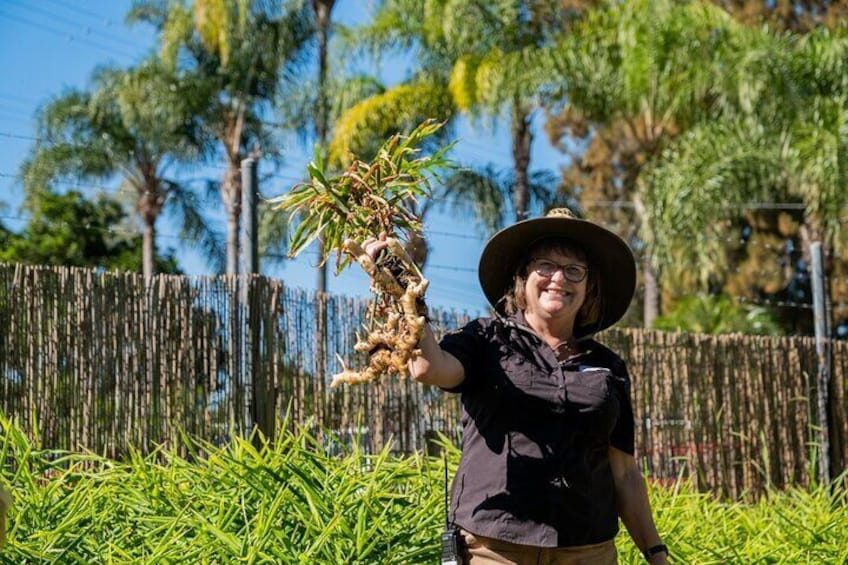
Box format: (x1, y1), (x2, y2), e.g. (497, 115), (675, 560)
(506, 244), (596, 340)
(362, 207), (668, 564)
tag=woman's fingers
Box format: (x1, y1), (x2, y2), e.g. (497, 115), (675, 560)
(363, 237), (389, 261)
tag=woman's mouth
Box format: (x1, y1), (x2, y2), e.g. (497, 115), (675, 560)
(544, 288), (571, 297)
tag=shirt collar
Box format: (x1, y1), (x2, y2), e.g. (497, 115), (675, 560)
(506, 310), (594, 362)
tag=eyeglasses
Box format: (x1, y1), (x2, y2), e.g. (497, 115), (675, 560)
(530, 258), (589, 282)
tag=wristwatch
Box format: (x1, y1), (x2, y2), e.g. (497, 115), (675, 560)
(643, 544), (668, 561)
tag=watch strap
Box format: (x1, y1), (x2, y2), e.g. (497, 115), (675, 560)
(643, 543), (668, 561)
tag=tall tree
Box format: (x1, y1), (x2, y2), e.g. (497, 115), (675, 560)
(439, 0), (570, 221)
(644, 28), (848, 331)
(21, 60), (215, 278)
(130, 0), (313, 274)
(546, 0), (748, 326)
(332, 0), (567, 239)
(0, 189), (179, 273)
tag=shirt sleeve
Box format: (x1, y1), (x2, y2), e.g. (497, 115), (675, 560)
(609, 359), (635, 455)
(437, 318), (489, 393)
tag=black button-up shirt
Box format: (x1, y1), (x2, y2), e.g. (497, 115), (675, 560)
(439, 313), (634, 548)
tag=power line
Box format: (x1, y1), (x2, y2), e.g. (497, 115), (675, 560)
(1, 168), (832, 248)
(0, 91), (34, 105)
(0, 99), (33, 113)
(42, 0), (112, 22)
(0, 211), (835, 311)
(426, 263), (476, 273)
(4, 0), (148, 53)
(0, 113), (31, 125)
(0, 131), (40, 142)
(0, 212), (226, 243)
(0, 172), (115, 193)
(425, 229), (487, 241)
(0, 10), (138, 60)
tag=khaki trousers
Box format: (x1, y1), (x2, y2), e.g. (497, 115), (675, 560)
(461, 530), (618, 565)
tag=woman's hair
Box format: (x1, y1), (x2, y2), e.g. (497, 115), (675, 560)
(502, 237), (602, 329)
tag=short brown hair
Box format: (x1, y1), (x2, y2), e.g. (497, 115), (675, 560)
(502, 237), (602, 330)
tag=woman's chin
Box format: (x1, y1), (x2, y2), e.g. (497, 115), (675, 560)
(537, 300), (578, 318)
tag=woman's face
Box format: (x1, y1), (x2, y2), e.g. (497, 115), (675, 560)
(523, 249), (588, 322)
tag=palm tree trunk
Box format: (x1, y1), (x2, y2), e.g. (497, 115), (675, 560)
(642, 254), (660, 327)
(142, 219), (156, 280)
(511, 102), (532, 221)
(224, 163), (242, 275)
(138, 176), (162, 280)
(314, 0), (333, 145)
(634, 192), (660, 327)
(314, 0), (335, 295)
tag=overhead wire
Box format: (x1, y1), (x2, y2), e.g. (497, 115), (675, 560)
(0, 92), (34, 105)
(3, 0), (149, 53)
(0, 128), (825, 215)
(0, 207), (814, 287)
(41, 0), (114, 21)
(0, 113), (31, 125)
(0, 9), (138, 60)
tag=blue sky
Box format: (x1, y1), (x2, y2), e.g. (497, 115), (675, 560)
(0, 0), (569, 314)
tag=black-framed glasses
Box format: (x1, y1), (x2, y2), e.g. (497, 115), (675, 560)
(530, 258), (589, 283)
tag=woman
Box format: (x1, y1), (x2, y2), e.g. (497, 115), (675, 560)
(368, 208), (668, 564)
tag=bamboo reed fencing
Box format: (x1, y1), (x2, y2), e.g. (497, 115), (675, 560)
(0, 263), (845, 498)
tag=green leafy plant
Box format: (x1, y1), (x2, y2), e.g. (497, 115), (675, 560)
(653, 294), (783, 336)
(271, 120), (454, 386)
(2, 416), (847, 563)
(271, 119), (452, 272)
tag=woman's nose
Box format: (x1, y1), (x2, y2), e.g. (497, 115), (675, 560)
(549, 267), (566, 282)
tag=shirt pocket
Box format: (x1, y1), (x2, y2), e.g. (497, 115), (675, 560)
(490, 344), (534, 388)
(564, 367), (620, 439)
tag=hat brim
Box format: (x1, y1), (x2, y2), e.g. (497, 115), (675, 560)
(478, 216), (636, 335)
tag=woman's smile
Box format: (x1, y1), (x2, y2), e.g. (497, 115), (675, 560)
(526, 251), (587, 319)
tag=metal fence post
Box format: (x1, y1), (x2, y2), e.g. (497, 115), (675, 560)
(810, 241), (831, 485)
(241, 157), (270, 441)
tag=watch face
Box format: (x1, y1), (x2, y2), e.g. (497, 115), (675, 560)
(644, 544), (669, 559)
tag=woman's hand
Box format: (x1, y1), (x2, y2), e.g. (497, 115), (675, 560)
(362, 234), (389, 264)
(359, 234), (465, 389)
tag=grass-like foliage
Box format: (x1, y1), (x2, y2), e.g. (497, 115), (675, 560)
(0, 415), (449, 564)
(271, 119), (453, 273)
(1, 415), (847, 564)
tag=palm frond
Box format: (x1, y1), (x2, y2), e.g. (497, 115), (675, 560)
(328, 80), (454, 166)
(645, 118), (790, 287)
(438, 165), (508, 234)
(168, 187), (227, 272)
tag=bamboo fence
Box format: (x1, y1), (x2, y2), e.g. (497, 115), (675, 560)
(0, 263), (845, 498)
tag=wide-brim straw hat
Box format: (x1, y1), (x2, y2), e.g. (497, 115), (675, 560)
(478, 208), (636, 334)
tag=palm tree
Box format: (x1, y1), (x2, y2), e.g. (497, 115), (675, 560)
(644, 28), (848, 326)
(130, 0), (313, 274)
(21, 60), (216, 278)
(548, 0), (749, 325)
(331, 0), (567, 238)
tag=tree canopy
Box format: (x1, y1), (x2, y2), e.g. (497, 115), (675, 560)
(0, 190), (179, 273)
(6, 0), (848, 336)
